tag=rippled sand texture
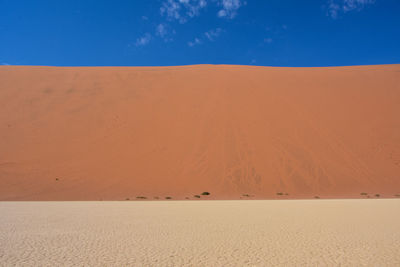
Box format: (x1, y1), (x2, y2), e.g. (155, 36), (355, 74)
(1, 65), (400, 200)
(1, 200), (400, 266)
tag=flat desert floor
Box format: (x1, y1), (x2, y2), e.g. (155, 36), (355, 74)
(1, 200), (400, 266)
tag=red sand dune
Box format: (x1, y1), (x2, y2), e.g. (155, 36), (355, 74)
(0, 65), (399, 200)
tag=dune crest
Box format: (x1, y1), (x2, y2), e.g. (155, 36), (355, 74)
(0, 65), (399, 200)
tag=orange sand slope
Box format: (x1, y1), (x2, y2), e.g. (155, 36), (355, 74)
(0, 65), (399, 200)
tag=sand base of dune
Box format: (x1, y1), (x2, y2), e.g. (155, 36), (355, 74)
(1, 199), (399, 266)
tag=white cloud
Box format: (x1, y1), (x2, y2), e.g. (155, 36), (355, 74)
(160, 0), (182, 21)
(135, 33), (152, 46)
(187, 28), (222, 47)
(264, 38), (273, 44)
(186, 0), (207, 18)
(327, 2), (340, 18)
(217, 0), (244, 19)
(343, 0), (375, 11)
(205, 28), (222, 41)
(156, 23), (174, 42)
(327, 0), (376, 18)
(156, 24), (168, 38)
(149, 0), (243, 46)
(160, 0), (244, 22)
(160, 0), (208, 23)
(188, 37), (202, 47)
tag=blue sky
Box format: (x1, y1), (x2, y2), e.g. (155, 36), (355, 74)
(0, 0), (399, 67)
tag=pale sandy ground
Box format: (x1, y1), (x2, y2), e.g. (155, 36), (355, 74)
(1, 200), (399, 266)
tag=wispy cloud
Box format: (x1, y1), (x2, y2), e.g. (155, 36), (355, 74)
(160, 0), (183, 22)
(136, 0), (244, 48)
(264, 38), (273, 44)
(160, 0), (244, 22)
(156, 24), (167, 38)
(188, 37), (202, 47)
(187, 28), (223, 47)
(342, 0), (375, 11)
(217, 0), (244, 19)
(327, 1), (341, 18)
(205, 28), (222, 41)
(261, 24), (287, 46)
(156, 23), (174, 42)
(327, 0), (376, 19)
(160, 0), (207, 24)
(135, 33), (152, 46)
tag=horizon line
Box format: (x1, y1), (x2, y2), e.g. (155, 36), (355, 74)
(1, 63), (399, 68)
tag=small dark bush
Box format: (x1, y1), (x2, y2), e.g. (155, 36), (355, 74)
(55, 178), (59, 181)
(242, 194), (250, 197)
(360, 192), (368, 196)
(185, 197), (189, 199)
(395, 194), (400, 198)
(165, 196), (172, 199)
(314, 196), (320, 199)
(277, 192), (284, 196)
(194, 195), (201, 198)
(136, 196), (147, 199)
(201, 192), (210, 196)
(375, 194), (380, 198)
(126, 198), (130, 200)
(285, 193), (289, 195)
